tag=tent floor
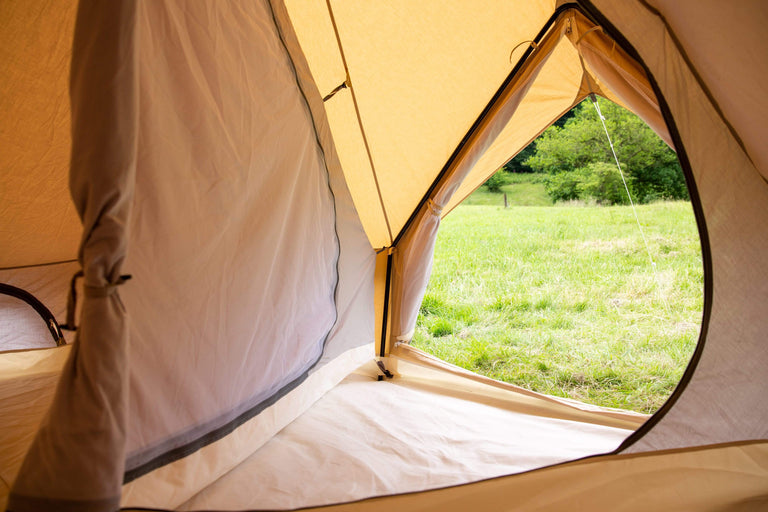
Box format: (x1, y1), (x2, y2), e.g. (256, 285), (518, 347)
(178, 360), (636, 510)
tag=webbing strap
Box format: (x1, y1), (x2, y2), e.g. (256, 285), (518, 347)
(61, 270), (83, 330)
(62, 271), (132, 331)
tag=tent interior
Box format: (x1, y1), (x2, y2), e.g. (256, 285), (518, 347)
(1, 1), (768, 511)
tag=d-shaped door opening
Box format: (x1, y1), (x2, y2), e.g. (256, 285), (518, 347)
(413, 98), (702, 417)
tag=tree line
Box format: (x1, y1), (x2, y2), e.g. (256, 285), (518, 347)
(486, 97), (688, 205)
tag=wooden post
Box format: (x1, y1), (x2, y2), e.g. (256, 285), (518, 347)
(503, 192), (508, 208)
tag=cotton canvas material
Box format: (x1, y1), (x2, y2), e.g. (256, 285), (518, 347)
(1, 0), (767, 510)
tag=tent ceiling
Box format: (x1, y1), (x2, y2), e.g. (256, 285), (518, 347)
(3, 0), (764, 259)
(1, 0), (674, 259)
(286, 0), (557, 247)
(286, 1), (671, 245)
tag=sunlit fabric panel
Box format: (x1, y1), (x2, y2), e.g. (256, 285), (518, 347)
(0, 0), (81, 267)
(286, 0), (556, 246)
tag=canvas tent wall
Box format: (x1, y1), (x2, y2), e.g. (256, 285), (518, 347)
(1, 0), (767, 511)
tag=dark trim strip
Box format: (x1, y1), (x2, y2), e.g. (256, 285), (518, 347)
(574, 0), (713, 453)
(0, 282), (65, 345)
(123, 368), (312, 483)
(379, 252), (393, 358)
(391, 2), (580, 247)
(61, 270), (84, 330)
(268, 0), (343, 363)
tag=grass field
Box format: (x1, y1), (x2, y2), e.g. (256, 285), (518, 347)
(463, 173), (551, 206)
(411, 177), (703, 413)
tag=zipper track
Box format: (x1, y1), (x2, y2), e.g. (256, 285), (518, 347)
(572, 0), (712, 452)
(388, 0), (712, 452)
(379, 252), (394, 358)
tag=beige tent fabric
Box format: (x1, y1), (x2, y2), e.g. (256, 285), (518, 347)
(119, 0), (338, 471)
(121, 345), (372, 509)
(178, 358), (635, 510)
(589, 0), (768, 453)
(3, 0), (768, 510)
(0, 347), (69, 511)
(643, 0), (768, 180)
(240, 441), (767, 512)
(9, 1), (138, 510)
(393, 345), (647, 430)
(0, 297), (57, 353)
(0, 0), (81, 268)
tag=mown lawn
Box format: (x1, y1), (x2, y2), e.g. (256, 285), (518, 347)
(411, 194), (703, 414)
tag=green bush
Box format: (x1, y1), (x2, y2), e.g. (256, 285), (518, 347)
(577, 162), (630, 205)
(527, 97), (686, 203)
(544, 172), (581, 202)
(544, 163), (633, 205)
(630, 164), (689, 203)
(483, 171), (507, 193)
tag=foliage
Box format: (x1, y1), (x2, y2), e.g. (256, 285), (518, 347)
(526, 98), (687, 203)
(500, 108), (575, 174)
(503, 143), (536, 173)
(577, 162), (631, 205)
(483, 170), (507, 192)
(543, 171), (581, 202)
(542, 164), (630, 205)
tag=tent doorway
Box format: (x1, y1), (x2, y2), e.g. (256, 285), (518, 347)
(412, 100), (703, 415)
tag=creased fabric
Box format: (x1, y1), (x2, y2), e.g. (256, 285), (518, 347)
(9, 1), (139, 510)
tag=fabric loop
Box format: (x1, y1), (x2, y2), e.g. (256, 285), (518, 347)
(62, 270), (84, 331)
(509, 40), (538, 63)
(426, 199), (443, 217)
(84, 275), (132, 298)
(396, 328), (415, 342)
(574, 25), (603, 47)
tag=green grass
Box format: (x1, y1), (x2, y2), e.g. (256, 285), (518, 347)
(411, 200), (703, 414)
(465, 172), (551, 206)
